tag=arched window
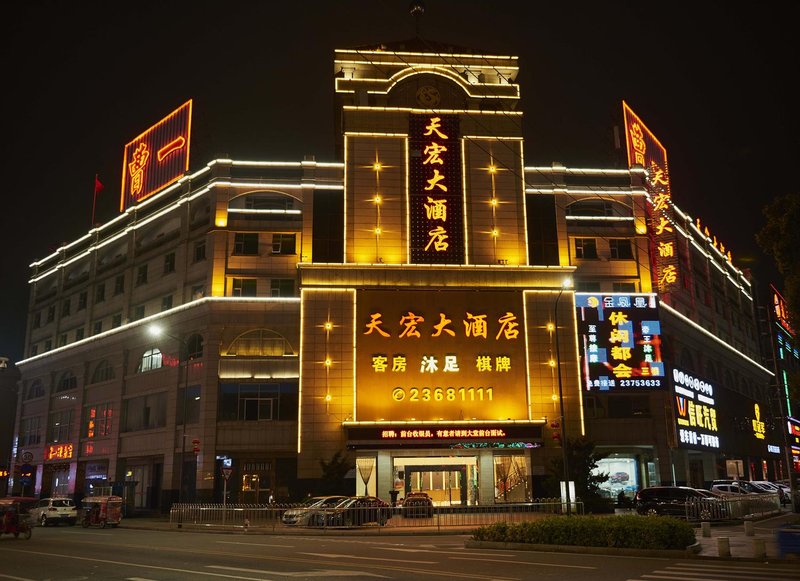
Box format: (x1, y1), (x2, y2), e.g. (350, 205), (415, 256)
(704, 359), (718, 382)
(679, 347), (694, 370)
(24, 379), (44, 400)
(137, 348), (163, 373)
(91, 360), (115, 384)
(56, 370), (78, 392)
(186, 334), (204, 360)
(223, 329), (296, 356)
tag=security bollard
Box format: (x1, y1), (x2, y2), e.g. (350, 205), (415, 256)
(718, 537), (731, 557)
(753, 538), (766, 559)
(701, 521), (711, 537)
(744, 520), (754, 536)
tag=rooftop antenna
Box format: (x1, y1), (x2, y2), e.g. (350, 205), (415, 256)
(409, 1), (425, 38)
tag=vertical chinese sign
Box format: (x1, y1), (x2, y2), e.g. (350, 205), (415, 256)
(120, 100), (193, 211)
(622, 101), (679, 293)
(575, 293), (665, 391)
(409, 114), (464, 264)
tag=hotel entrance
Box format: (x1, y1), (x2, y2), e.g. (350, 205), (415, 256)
(393, 456), (478, 506)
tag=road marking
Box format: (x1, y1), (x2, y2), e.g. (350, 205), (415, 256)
(0, 574), (37, 581)
(298, 552), (436, 564)
(127, 578), (162, 581)
(217, 541), (295, 548)
(450, 556), (597, 569)
(208, 565), (387, 578)
(672, 562), (800, 573)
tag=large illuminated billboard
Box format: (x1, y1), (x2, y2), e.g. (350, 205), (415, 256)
(671, 367), (720, 451)
(576, 293), (664, 391)
(409, 114), (464, 264)
(120, 100), (192, 211)
(356, 289), (527, 421)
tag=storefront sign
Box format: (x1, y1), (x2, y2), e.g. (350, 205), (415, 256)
(671, 367), (720, 450)
(356, 289), (527, 421)
(346, 423), (542, 449)
(46, 443), (74, 461)
(408, 114), (464, 264)
(576, 293), (664, 390)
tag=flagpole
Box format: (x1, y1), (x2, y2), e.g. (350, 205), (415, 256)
(91, 174), (99, 226)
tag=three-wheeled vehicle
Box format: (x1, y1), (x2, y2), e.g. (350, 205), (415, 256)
(81, 495), (123, 528)
(0, 497), (36, 539)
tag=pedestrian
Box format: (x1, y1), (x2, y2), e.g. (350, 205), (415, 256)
(268, 490), (274, 504)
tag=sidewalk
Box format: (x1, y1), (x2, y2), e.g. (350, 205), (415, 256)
(119, 510), (800, 562)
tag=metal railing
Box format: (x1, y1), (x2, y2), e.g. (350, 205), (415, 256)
(686, 493), (781, 521)
(169, 498), (584, 531)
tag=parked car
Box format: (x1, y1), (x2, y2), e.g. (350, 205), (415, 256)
(711, 483), (752, 496)
(281, 495), (347, 526)
(325, 496), (391, 527)
(635, 486), (726, 520)
(29, 497), (78, 527)
(401, 492), (434, 518)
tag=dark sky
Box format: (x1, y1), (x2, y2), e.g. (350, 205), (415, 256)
(3, 1), (797, 362)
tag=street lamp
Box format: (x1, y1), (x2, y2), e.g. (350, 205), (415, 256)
(552, 277), (573, 515)
(148, 324), (191, 521)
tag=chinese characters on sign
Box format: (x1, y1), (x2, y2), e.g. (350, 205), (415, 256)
(409, 114), (464, 263)
(771, 285), (795, 336)
(120, 100), (192, 211)
(622, 102), (679, 293)
(46, 443), (75, 461)
(576, 293), (665, 390)
(672, 368), (720, 450)
(356, 290), (528, 421)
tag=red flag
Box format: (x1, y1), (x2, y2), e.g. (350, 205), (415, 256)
(94, 175), (104, 195)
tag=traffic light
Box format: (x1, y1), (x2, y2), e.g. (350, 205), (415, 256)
(192, 438), (200, 454)
(549, 420), (562, 446)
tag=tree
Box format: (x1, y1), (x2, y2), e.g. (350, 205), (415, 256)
(318, 451), (354, 495)
(756, 192), (800, 321)
(543, 437), (611, 512)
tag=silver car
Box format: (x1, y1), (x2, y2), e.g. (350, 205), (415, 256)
(30, 497), (77, 527)
(281, 496), (347, 526)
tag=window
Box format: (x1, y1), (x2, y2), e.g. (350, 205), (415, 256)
(233, 233), (259, 255)
(30, 345), (38, 356)
(133, 305), (145, 321)
(272, 233), (296, 254)
(114, 274), (125, 295)
(62, 299), (71, 316)
(56, 370), (78, 392)
(232, 278), (257, 297)
(137, 348), (163, 373)
(270, 279), (294, 297)
(574, 238), (598, 259)
(191, 284), (205, 300)
(75, 327), (85, 341)
(95, 283), (106, 303)
(78, 291), (88, 310)
(91, 360), (115, 384)
(177, 385), (201, 424)
(123, 392), (167, 432)
(194, 240), (206, 262)
(609, 239), (634, 260)
(33, 312), (41, 328)
(93, 320), (103, 335)
(613, 282), (637, 293)
(44, 339), (52, 352)
(575, 281), (601, 292)
(112, 313), (122, 328)
(218, 381), (298, 421)
(48, 409), (73, 442)
(83, 402), (113, 438)
(164, 252), (176, 274)
(186, 334), (204, 360)
(47, 305), (56, 323)
(24, 380), (44, 400)
(136, 264), (148, 286)
(161, 294), (173, 311)
(58, 333), (67, 347)
(20, 416), (42, 446)
(566, 199), (615, 216)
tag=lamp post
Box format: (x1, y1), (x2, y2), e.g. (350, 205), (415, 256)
(148, 324), (190, 524)
(553, 278), (572, 515)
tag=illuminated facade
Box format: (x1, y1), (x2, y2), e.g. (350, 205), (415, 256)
(9, 41), (785, 509)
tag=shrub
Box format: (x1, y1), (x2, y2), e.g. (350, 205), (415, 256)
(472, 515), (695, 550)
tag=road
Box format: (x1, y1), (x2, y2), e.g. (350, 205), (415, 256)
(0, 526), (798, 581)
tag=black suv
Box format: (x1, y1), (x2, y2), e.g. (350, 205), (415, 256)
(635, 486), (725, 520)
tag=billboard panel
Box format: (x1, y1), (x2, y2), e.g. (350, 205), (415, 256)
(120, 100), (192, 211)
(356, 289), (527, 421)
(671, 367), (720, 451)
(576, 293), (665, 391)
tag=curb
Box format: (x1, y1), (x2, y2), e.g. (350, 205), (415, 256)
(464, 539), (699, 558)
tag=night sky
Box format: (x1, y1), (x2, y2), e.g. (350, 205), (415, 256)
(3, 1), (797, 362)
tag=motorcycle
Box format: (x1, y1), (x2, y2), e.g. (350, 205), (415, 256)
(81, 495), (123, 528)
(0, 497), (35, 540)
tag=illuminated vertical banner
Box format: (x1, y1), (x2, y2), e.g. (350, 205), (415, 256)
(408, 114), (464, 264)
(771, 284), (795, 336)
(671, 368), (720, 450)
(576, 293), (665, 391)
(622, 101), (679, 293)
(120, 100), (192, 211)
